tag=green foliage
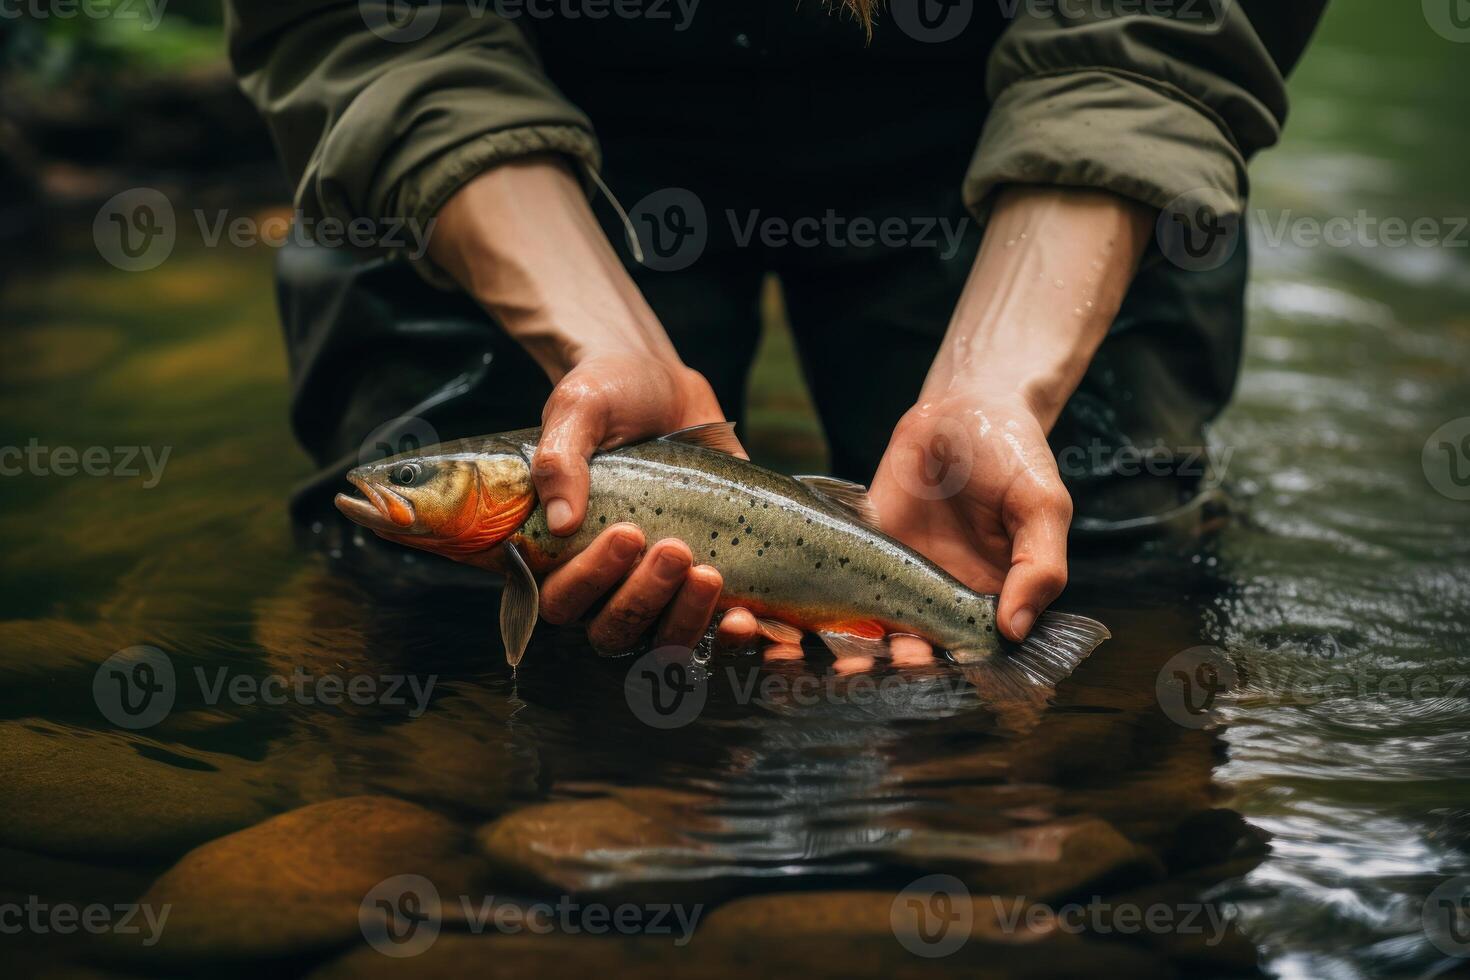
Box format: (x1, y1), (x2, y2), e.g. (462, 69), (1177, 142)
(3, 2), (223, 86)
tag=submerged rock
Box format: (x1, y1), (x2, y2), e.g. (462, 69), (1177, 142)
(307, 926), (1169, 979)
(127, 796), (484, 963)
(476, 788), (719, 896)
(0, 719), (274, 860)
(887, 817), (1164, 900)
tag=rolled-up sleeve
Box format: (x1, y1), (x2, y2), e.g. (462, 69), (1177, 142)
(224, 1), (599, 283)
(966, 1), (1327, 221)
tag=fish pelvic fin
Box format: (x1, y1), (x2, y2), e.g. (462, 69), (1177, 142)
(957, 611), (1110, 708)
(754, 617), (803, 645)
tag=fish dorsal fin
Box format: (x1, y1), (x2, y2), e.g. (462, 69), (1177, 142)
(794, 475), (881, 532)
(660, 421), (742, 456)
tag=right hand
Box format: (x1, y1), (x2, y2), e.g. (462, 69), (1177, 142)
(531, 353), (759, 654)
(429, 159), (758, 653)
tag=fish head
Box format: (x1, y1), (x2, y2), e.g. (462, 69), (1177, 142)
(334, 448), (535, 560)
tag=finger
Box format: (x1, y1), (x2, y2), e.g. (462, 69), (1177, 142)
(762, 643), (805, 663)
(832, 655), (877, 675)
(587, 538), (692, 654)
(539, 523), (644, 625)
(654, 565), (724, 650)
(534, 388), (606, 535)
(714, 608), (759, 649)
(888, 634), (934, 667)
(998, 489), (1072, 642)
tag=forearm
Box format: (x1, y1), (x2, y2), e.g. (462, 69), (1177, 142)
(924, 185), (1153, 429)
(427, 156), (680, 381)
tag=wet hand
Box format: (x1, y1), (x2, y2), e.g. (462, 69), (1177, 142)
(869, 395), (1072, 644)
(531, 353), (758, 652)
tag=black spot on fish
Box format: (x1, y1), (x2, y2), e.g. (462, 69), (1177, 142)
(710, 550), (717, 558)
(655, 507), (663, 515)
(925, 597), (932, 604)
(711, 532), (718, 539)
(880, 573), (887, 581)
(598, 515), (606, 524)
(731, 538), (739, 546)
(985, 624), (993, 633)
(796, 537), (804, 546)
(763, 541), (770, 548)
(967, 617), (975, 625)
(756, 550), (763, 556)
(629, 506), (636, 514)
(738, 515), (745, 523)
(838, 557), (849, 567)
(815, 562), (822, 569)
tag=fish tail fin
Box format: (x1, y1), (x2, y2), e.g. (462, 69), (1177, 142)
(957, 611), (1110, 709)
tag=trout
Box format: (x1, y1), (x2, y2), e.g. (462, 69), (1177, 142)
(334, 423), (1109, 702)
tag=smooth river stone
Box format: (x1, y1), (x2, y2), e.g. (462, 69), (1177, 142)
(888, 817), (1164, 900)
(476, 788), (719, 897)
(700, 889), (1062, 945)
(0, 719), (274, 860)
(127, 796), (484, 963)
(307, 926), (1170, 979)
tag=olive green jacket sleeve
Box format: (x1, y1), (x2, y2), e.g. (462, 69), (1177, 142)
(968, 1), (1327, 223)
(223, 1), (599, 284)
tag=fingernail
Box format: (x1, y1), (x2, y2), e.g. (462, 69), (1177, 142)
(545, 498), (572, 532)
(611, 532), (640, 562)
(1011, 607), (1037, 639)
(656, 549), (687, 577)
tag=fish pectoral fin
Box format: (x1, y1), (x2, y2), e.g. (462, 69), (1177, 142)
(955, 611), (1110, 709)
(793, 475), (881, 531)
(659, 421), (743, 456)
(754, 617), (803, 645)
(817, 628), (889, 660)
(499, 540), (540, 668)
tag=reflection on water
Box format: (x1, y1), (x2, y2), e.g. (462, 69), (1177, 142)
(1, 1), (1468, 976)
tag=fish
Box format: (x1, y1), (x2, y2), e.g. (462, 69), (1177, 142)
(333, 422), (1109, 704)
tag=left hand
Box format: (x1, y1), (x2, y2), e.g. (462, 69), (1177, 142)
(869, 392), (1073, 647)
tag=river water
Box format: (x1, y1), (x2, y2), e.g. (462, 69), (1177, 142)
(0, 2), (1467, 976)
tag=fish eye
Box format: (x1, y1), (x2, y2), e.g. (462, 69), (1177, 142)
(390, 463), (421, 487)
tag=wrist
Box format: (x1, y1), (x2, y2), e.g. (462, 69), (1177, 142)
(428, 155), (680, 381)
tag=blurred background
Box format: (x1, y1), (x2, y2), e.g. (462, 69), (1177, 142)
(1, 3), (1469, 978)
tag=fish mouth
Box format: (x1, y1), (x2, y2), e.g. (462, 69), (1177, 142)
(334, 472), (417, 532)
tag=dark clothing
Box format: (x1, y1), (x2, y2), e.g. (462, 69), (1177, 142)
(231, 2), (1316, 570)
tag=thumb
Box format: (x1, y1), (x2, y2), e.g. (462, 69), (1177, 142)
(534, 392), (606, 536)
(997, 490), (1072, 641)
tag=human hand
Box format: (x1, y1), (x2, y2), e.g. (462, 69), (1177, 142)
(531, 354), (759, 653)
(869, 394), (1072, 646)
(430, 160), (761, 654)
